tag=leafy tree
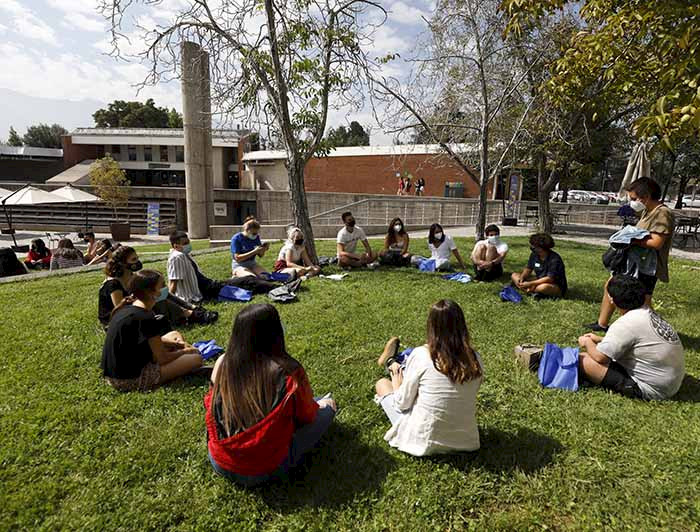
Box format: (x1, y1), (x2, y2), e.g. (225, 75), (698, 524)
(7, 127), (22, 146)
(503, 0), (700, 148)
(89, 156), (130, 218)
(93, 99), (182, 128)
(325, 121), (370, 146)
(22, 123), (68, 149)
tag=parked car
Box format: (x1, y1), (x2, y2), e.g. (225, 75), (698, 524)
(681, 195), (700, 208)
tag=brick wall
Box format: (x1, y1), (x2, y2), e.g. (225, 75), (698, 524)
(61, 135), (98, 168)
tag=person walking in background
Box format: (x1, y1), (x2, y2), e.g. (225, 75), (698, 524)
(415, 177), (425, 196)
(397, 174), (405, 196)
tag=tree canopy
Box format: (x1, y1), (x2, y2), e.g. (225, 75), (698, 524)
(7, 123), (68, 148)
(93, 99), (183, 129)
(325, 121), (370, 147)
(7, 127), (22, 147)
(503, 0), (700, 147)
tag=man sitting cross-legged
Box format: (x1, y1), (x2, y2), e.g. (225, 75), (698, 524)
(577, 274), (684, 400)
(336, 211), (378, 269)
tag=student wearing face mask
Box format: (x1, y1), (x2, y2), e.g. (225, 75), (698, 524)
(337, 211), (379, 268)
(411, 223), (467, 271)
(101, 269), (205, 392)
(82, 232), (99, 263)
(274, 227), (321, 279)
(231, 216), (271, 277)
(585, 178), (675, 332)
(24, 238), (52, 270)
(511, 233), (567, 299)
(379, 217), (412, 266)
(470, 224), (508, 281)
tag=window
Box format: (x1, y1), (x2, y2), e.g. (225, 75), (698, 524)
(111, 145), (121, 159)
(128, 146), (137, 161)
(160, 145), (169, 162)
(144, 146), (152, 162)
(97, 145), (105, 159)
(175, 146), (184, 162)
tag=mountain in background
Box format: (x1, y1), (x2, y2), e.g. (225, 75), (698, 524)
(0, 87), (104, 143)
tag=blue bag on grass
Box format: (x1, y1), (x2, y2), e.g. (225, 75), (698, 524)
(193, 340), (224, 361)
(418, 259), (436, 272)
(217, 285), (253, 302)
(500, 285), (522, 303)
(442, 273), (472, 283)
(537, 342), (579, 392)
(262, 272), (292, 282)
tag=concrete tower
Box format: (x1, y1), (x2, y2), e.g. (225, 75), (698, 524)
(181, 41), (214, 238)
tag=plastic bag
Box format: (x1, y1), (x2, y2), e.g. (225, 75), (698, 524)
(193, 340), (225, 361)
(418, 258), (436, 272)
(442, 273), (472, 283)
(537, 342), (579, 392)
(500, 285), (523, 303)
(217, 285), (253, 302)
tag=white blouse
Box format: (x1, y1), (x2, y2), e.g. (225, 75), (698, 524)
(384, 345), (482, 456)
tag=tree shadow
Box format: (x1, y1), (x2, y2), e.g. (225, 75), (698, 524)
(670, 374), (700, 403)
(679, 333), (700, 352)
(425, 426), (564, 475)
(562, 284), (602, 305)
(247, 423), (397, 511)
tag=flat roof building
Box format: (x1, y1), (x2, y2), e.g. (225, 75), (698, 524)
(0, 145), (65, 184)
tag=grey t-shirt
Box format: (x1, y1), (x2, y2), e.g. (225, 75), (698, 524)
(597, 307), (684, 400)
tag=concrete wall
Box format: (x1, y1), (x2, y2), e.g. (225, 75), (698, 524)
(0, 159), (65, 184)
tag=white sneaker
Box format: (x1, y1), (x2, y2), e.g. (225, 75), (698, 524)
(367, 261), (380, 270)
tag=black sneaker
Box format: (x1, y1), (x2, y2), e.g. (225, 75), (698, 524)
(584, 321), (608, 332)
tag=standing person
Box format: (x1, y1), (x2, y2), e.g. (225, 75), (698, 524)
(24, 238), (52, 270)
(411, 223), (467, 271)
(274, 227), (321, 279)
(577, 275), (684, 400)
(101, 269), (205, 392)
(373, 300), (483, 456)
(230, 216), (270, 278)
(336, 211), (379, 268)
(403, 176), (412, 195)
(206, 304), (337, 486)
(50, 239), (84, 270)
(379, 217), (411, 266)
(471, 224), (508, 282)
(82, 232), (100, 263)
(397, 174), (405, 196)
(511, 233), (567, 298)
(585, 178), (675, 332)
(415, 177), (425, 196)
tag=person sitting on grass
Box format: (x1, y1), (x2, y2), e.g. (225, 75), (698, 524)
(86, 239), (115, 266)
(378, 217), (411, 267)
(0, 247), (28, 277)
(50, 238), (84, 270)
(81, 232), (99, 263)
(273, 227), (321, 279)
(471, 224), (508, 281)
(101, 269), (205, 392)
(337, 211), (378, 268)
(577, 274), (684, 400)
(411, 223), (467, 271)
(24, 238), (52, 270)
(230, 216), (270, 278)
(373, 299), (483, 456)
(98, 245), (209, 330)
(206, 303), (337, 487)
(511, 233), (567, 299)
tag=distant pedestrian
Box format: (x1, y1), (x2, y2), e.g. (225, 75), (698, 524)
(397, 175), (405, 196)
(415, 177), (425, 196)
(403, 176), (412, 195)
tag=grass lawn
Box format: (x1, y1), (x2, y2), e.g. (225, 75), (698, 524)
(131, 239), (211, 254)
(1, 237), (699, 530)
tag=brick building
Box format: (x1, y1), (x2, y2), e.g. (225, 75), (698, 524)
(242, 145), (492, 198)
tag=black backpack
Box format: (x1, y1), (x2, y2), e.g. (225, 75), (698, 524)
(602, 245), (629, 274)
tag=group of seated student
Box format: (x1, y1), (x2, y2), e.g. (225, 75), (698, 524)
(24, 234), (115, 272)
(273, 226), (321, 279)
(50, 239), (85, 270)
(511, 232), (568, 298)
(82, 232), (116, 265)
(410, 223), (468, 271)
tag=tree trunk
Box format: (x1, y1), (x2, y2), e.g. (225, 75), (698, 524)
(537, 153), (554, 234)
(662, 152), (676, 203)
(288, 156), (319, 264)
(675, 175), (691, 210)
(475, 124), (489, 240)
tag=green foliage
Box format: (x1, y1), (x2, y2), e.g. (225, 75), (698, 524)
(14, 123), (67, 149)
(7, 126), (22, 146)
(89, 156), (130, 217)
(324, 121), (370, 147)
(503, 0), (700, 146)
(1, 238), (700, 529)
(93, 99), (182, 129)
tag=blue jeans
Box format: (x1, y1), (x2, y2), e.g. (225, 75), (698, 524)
(209, 401), (336, 487)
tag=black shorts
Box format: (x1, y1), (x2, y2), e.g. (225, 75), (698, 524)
(637, 273), (658, 295)
(600, 361), (644, 399)
(473, 262), (503, 282)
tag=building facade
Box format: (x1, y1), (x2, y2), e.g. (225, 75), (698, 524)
(50, 128), (249, 188)
(0, 145), (64, 184)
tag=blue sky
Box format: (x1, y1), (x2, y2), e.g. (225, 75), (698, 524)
(0, 0), (434, 145)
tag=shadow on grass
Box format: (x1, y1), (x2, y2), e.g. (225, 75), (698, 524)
(564, 283), (603, 305)
(671, 374), (700, 403)
(679, 333), (700, 352)
(249, 423), (397, 511)
(425, 426), (563, 475)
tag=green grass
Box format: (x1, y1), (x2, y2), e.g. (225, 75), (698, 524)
(1, 237), (699, 531)
(131, 239), (211, 254)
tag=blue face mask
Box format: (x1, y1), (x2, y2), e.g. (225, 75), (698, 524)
(155, 286), (169, 303)
(182, 243), (192, 255)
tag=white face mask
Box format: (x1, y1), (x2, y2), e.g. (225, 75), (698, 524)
(487, 235), (499, 244)
(434, 232), (443, 240)
(394, 224), (402, 233)
(245, 232), (258, 240)
(629, 199), (645, 212)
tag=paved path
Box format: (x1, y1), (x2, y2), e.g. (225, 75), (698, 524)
(0, 230), (170, 249)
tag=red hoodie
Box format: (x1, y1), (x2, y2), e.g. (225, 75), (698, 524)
(204, 366), (319, 477)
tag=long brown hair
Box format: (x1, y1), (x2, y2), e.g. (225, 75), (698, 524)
(212, 304), (298, 436)
(104, 245), (136, 278)
(427, 299), (481, 384)
(54, 238), (82, 260)
(385, 217), (407, 247)
(110, 269), (162, 319)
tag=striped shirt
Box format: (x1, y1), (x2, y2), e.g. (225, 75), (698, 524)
(167, 249), (202, 304)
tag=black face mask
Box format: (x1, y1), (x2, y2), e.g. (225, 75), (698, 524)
(347, 220), (356, 228)
(84, 239), (91, 244)
(128, 260), (143, 272)
(294, 239), (304, 246)
(530, 246), (538, 253)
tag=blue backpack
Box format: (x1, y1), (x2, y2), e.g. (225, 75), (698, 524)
(538, 343), (579, 392)
(500, 285), (522, 303)
(217, 285), (253, 302)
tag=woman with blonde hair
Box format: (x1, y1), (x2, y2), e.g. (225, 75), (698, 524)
(273, 226), (321, 279)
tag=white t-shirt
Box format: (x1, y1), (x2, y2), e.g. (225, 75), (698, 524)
(384, 345), (482, 456)
(429, 235), (457, 261)
(277, 242), (304, 264)
(337, 225), (367, 255)
(472, 238), (508, 256)
(597, 307), (684, 400)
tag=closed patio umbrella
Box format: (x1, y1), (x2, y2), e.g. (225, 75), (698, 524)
(618, 142), (651, 200)
(1, 185), (68, 249)
(51, 185), (100, 232)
